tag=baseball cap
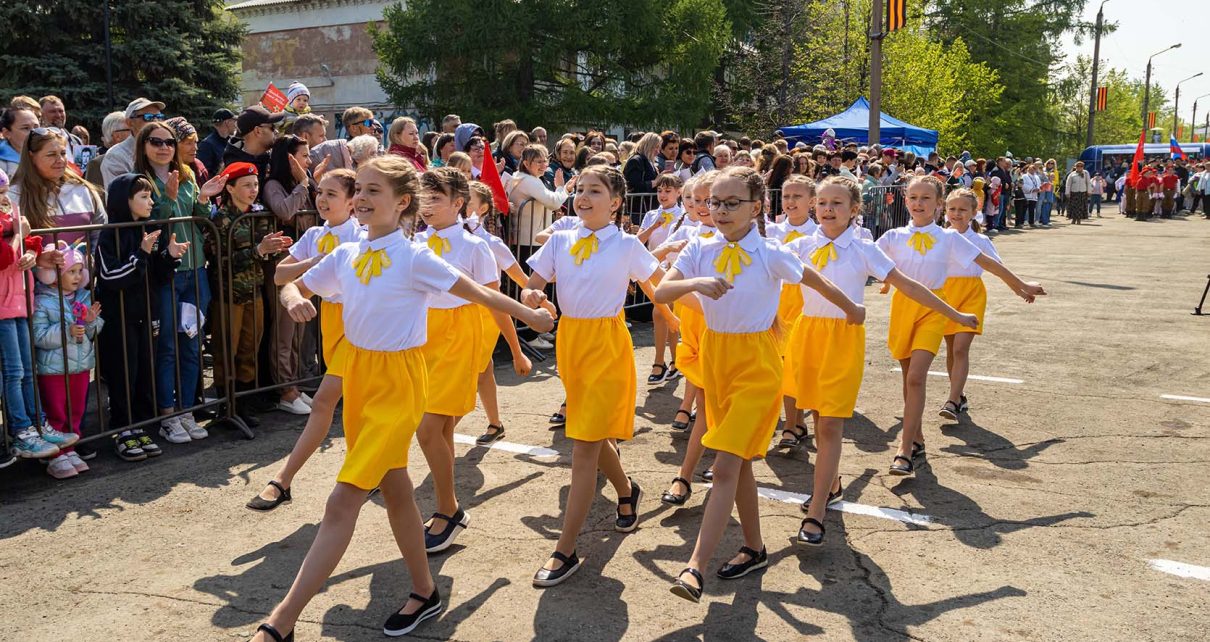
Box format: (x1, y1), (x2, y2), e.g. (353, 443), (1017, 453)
(125, 97), (166, 118)
(213, 108), (237, 123)
(236, 105), (285, 136)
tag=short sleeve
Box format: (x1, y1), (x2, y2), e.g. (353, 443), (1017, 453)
(947, 231), (982, 268)
(640, 211), (658, 230)
(411, 246), (462, 294)
(784, 236), (810, 263)
(976, 235), (1001, 263)
(290, 227), (319, 261)
(766, 244), (805, 284)
(671, 237), (702, 278)
(486, 236), (518, 271)
(301, 244), (344, 299)
(527, 234), (558, 282)
(875, 230), (893, 255)
(859, 241), (895, 280)
(468, 240), (499, 285)
(625, 236), (659, 282)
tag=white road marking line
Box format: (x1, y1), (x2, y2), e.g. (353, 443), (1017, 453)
(703, 483), (934, 527)
(453, 433), (560, 459)
(891, 367), (1024, 384)
(1148, 559), (1210, 581)
(1160, 394), (1210, 404)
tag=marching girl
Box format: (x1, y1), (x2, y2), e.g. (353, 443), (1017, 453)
(766, 174), (818, 451)
(654, 166), (862, 603)
(465, 180), (558, 445)
(636, 173), (685, 385)
(254, 156), (552, 642)
(876, 175), (1044, 477)
(784, 177), (975, 547)
(413, 166), (527, 554)
(248, 169), (362, 511)
(520, 164), (678, 587)
(938, 188), (1002, 421)
(652, 176), (700, 434)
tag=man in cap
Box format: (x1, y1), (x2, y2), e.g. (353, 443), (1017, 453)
(199, 108), (236, 177)
(100, 97), (165, 187)
(222, 105), (282, 179)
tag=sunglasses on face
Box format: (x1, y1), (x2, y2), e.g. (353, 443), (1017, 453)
(359, 119), (375, 128)
(138, 113), (166, 122)
(146, 137), (177, 148)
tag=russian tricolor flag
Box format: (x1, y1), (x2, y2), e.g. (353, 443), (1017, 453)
(1170, 135), (1187, 160)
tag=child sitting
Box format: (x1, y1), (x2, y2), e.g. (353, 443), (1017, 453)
(32, 242), (103, 478)
(280, 82), (311, 134)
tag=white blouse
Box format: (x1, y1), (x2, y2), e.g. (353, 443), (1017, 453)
(786, 227), (895, 319)
(947, 227), (1000, 278)
(527, 224), (658, 319)
(414, 224), (498, 309)
(876, 222), (980, 290)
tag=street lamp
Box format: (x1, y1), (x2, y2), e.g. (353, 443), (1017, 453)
(1085, 0), (1109, 148)
(1142, 43), (1181, 132)
(1193, 92), (1210, 143)
(1173, 72), (1203, 138)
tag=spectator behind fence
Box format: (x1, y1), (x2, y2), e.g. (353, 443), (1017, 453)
(224, 106), (281, 182)
(133, 120), (224, 444)
(32, 242), (103, 479)
(1, 106), (40, 177)
(281, 81), (311, 134)
(164, 116), (209, 185)
(198, 109), (237, 178)
(543, 138), (577, 191)
(430, 133), (455, 168)
(100, 98), (165, 188)
(84, 112), (132, 190)
(508, 144), (576, 253)
(623, 133), (661, 216)
(0, 167), (65, 468)
(12, 128), (107, 247)
(387, 117), (427, 172)
(96, 173), (185, 462)
(497, 130), (530, 177)
(464, 135), (488, 179)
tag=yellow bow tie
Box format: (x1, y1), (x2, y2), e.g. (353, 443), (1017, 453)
(660, 211), (675, 227)
(700, 230), (716, 239)
(908, 231), (935, 256)
(810, 242), (837, 270)
(427, 234), (451, 257)
(569, 233), (598, 266)
(783, 230), (805, 244)
(714, 242), (751, 283)
(316, 231), (338, 255)
(353, 248), (391, 285)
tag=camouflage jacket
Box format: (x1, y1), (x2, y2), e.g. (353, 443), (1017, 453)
(207, 203), (275, 305)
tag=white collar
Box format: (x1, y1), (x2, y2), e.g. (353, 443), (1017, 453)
(906, 221), (939, 234)
(718, 224), (762, 252)
(816, 225), (856, 249)
(362, 230), (406, 251)
(578, 223), (619, 242)
(432, 223), (464, 240)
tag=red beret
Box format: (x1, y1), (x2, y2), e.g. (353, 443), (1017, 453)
(220, 162), (258, 182)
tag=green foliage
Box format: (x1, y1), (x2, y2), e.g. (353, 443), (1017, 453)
(372, 0), (730, 131)
(0, 1), (244, 134)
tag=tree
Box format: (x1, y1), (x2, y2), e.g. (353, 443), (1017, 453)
(372, 0), (731, 132)
(0, 1), (244, 135)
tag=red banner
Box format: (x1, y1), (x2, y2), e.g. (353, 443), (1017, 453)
(260, 83), (288, 112)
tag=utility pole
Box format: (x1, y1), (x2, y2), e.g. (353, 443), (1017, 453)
(1173, 73), (1204, 139)
(1193, 93), (1210, 143)
(1085, 2), (1107, 148)
(868, 0), (884, 145)
(103, 0), (114, 111)
(1143, 44), (1181, 135)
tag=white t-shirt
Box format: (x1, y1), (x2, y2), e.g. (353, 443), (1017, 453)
(464, 214), (517, 271)
(946, 227), (1000, 278)
(414, 224), (498, 309)
(876, 222), (981, 290)
(639, 204), (684, 249)
(290, 217), (366, 303)
(786, 227), (894, 319)
(527, 224), (658, 319)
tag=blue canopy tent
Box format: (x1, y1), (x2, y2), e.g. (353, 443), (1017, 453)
(776, 97), (939, 157)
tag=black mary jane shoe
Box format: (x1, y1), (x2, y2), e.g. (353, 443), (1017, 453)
(889, 455), (915, 477)
(660, 476), (692, 506)
(615, 478), (642, 532)
(670, 409), (693, 432)
(717, 545), (768, 579)
(647, 363), (669, 386)
(670, 567), (704, 603)
(666, 362), (682, 381)
(533, 550), (581, 588)
(799, 477), (844, 512)
(247, 480), (292, 512)
(383, 587), (443, 637)
(796, 517), (826, 547)
(256, 623), (294, 642)
(424, 507), (470, 553)
(775, 423), (809, 450)
(910, 441), (926, 460)
(698, 468), (714, 483)
(475, 424), (505, 445)
(548, 405), (566, 426)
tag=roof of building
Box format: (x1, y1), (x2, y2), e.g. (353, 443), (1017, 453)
(226, 0), (308, 11)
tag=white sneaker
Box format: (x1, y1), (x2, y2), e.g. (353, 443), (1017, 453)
(538, 332), (556, 342)
(65, 451), (89, 473)
(298, 393), (314, 407)
(178, 413), (208, 440)
(277, 397), (312, 415)
(47, 454), (78, 479)
(159, 416), (191, 444)
(528, 336), (554, 350)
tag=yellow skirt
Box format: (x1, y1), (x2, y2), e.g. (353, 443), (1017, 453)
(674, 302), (707, 388)
(775, 283), (803, 356)
(700, 329), (782, 460)
(785, 316), (865, 418)
(476, 304), (500, 370)
(338, 345), (427, 490)
(320, 301), (348, 378)
(942, 276), (987, 336)
(557, 315), (636, 442)
(421, 305), (484, 416)
(887, 288), (946, 360)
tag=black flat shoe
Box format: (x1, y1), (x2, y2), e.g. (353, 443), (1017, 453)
(776, 423), (809, 450)
(796, 517), (826, 546)
(475, 424), (505, 445)
(647, 363), (669, 386)
(256, 623), (293, 642)
(717, 546), (768, 579)
(383, 587), (443, 637)
(424, 507), (469, 553)
(670, 567), (704, 603)
(247, 480), (292, 511)
(938, 399), (960, 421)
(533, 550), (581, 587)
(699, 468), (714, 483)
(670, 409), (692, 432)
(800, 477), (844, 512)
(889, 455), (915, 476)
(911, 441), (926, 460)
(959, 394), (969, 412)
(615, 478), (642, 532)
(660, 476), (692, 506)
(548, 408), (566, 425)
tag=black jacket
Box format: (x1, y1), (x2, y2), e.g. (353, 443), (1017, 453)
(197, 131), (227, 178)
(94, 174), (181, 324)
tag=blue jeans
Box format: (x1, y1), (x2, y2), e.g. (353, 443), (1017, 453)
(0, 317), (43, 434)
(1091, 194), (1102, 213)
(155, 268), (210, 411)
(994, 194), (1010, 229)
(1038, 191), (1054, 224)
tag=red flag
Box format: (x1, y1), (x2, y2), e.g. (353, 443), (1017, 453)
(260, 83), (288, 112)
(480, 149), (511, 215)
(1127, 129), (1145, 187)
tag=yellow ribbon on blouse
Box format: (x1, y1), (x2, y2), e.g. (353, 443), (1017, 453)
(714, 242), (751, 283)
(782, 230), (805, 244)
(427, 234), (451, 257)
(908, 231), (935, 256)
(659, 211), (675, 227)
(569, 233), (598, 265)
(810, 242), (838, 270)
(699, 230), (716, 239)
(353, 248), (391, 285)
(316, 231), (338, 255)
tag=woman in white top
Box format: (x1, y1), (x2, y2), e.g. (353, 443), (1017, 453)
(1065, 161), (1091, 223)
(1019, 163), (1041, 228)
(508, 144), (577, 252)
